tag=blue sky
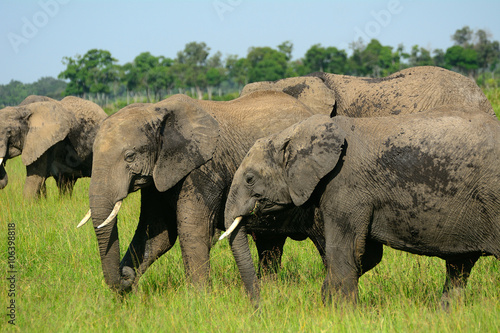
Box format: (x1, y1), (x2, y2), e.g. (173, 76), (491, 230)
(1, 0), (499, 84)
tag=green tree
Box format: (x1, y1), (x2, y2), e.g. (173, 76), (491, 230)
(0, 80), (28, 106)
(409, 45), (434, 67)
(277, 41), (294, 61)
(349, 39), (400, 77)
(225, 55), (249, 90)
(59, 49), (118, 98)
(246, 47), (287, 82)
(206, 52), (225, 99)
(444, 45), (479, 77)
(303, 44), (348, 74)
(123, 52), (173, 102)
(432, 49), (446, 68)
(474, 29), (500, 72)
(452, 26), (473, 47)
(176, 42), (210, 99)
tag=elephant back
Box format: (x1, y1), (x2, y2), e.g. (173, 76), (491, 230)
(310, 66), (496, 118)
(240, 77), (336, 116)
(19, 95), (57, 106)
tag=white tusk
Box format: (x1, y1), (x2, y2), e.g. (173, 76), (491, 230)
(0, 158), (3, 165)
(77, 209), (92, 228)
(97, 201), (122, 229)
(219, 216), (243, 241)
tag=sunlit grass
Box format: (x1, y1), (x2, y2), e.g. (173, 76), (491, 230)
(1, 151), (499, 331)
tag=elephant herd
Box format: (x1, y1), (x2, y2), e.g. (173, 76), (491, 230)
(1, 66), (499, 308)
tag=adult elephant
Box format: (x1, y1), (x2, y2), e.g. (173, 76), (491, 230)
(223, 109), (500, 307)
(241, 66), (496, 118)
(77, 91), (321, 293)
(0, 95), (107, 199)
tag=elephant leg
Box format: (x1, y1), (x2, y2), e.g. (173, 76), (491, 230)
(321, 210), (370, 305)
(120, 187), (178, 292)
(177, 177), (221, 288)
(440, 255), (479, 310)
(24, 154), (49, 199)
(253, 233), (287, 277)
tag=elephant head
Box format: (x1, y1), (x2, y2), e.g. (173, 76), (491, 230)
(222, 114), (345, 303)
(0, 100), (76, 191)
(81, 94), (219, 292)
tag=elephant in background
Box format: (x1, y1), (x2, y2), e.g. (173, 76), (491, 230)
(78, 91), (324, 293)
(241, 66), (496, 118)
(224, 109), (500, 307)
(0, 95), (107, 199)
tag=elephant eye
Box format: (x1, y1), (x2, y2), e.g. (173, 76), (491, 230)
(124, 150), (136, 163)
(245, 173), (255, 186)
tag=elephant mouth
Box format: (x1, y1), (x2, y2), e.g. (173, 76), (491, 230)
(129, 175), (153, 192)
(219, 201), (293, 240)
(252, 199), (291, 217)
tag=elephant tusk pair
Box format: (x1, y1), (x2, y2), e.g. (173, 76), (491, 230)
(219, 216), (243, 241)
(76, 201), (123, 229)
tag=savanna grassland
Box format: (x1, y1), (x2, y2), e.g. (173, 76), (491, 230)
(1, 94), (500, 332)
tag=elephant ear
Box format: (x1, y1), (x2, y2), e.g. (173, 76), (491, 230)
(279, 115), (346, 206)
(153, 95), (220, 192)
(22, 102), (76, 166)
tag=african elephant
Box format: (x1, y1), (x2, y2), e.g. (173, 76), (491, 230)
(223, 109), (500, 307)
(241, 66), (496, 118)
(0, 95), (107, 199)
(77, 91), (324, 293)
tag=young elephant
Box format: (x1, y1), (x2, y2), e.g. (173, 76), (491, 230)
(223, 109), (500, 306)
(0, 95), (107, 199)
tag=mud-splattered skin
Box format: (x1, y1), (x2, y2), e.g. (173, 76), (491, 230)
(225, 109), (500, 307)
(241, 66), (496, 118)
(87, 91), (319, 293)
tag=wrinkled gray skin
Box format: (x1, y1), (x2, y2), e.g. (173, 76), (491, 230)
(241, 66), (496, 118)
(0, 95), (106, 199)
(87, 91), (322, 293)
(225, 110), (500, 307)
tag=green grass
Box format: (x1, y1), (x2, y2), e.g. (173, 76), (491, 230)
(484, 88), (500, 118)
(1, 157), (500, 330)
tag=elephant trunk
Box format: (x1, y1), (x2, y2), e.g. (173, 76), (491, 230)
(229, 223), (260, 307)
(225, 189), (260, 307)
(89, 197), (123, 291)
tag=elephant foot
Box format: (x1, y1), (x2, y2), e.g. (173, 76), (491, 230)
(119, 266), (136, 294)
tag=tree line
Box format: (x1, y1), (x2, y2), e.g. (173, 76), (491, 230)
(1, 26), (499, 107)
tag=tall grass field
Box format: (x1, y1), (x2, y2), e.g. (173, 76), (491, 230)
(1, 97), (500, 332)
